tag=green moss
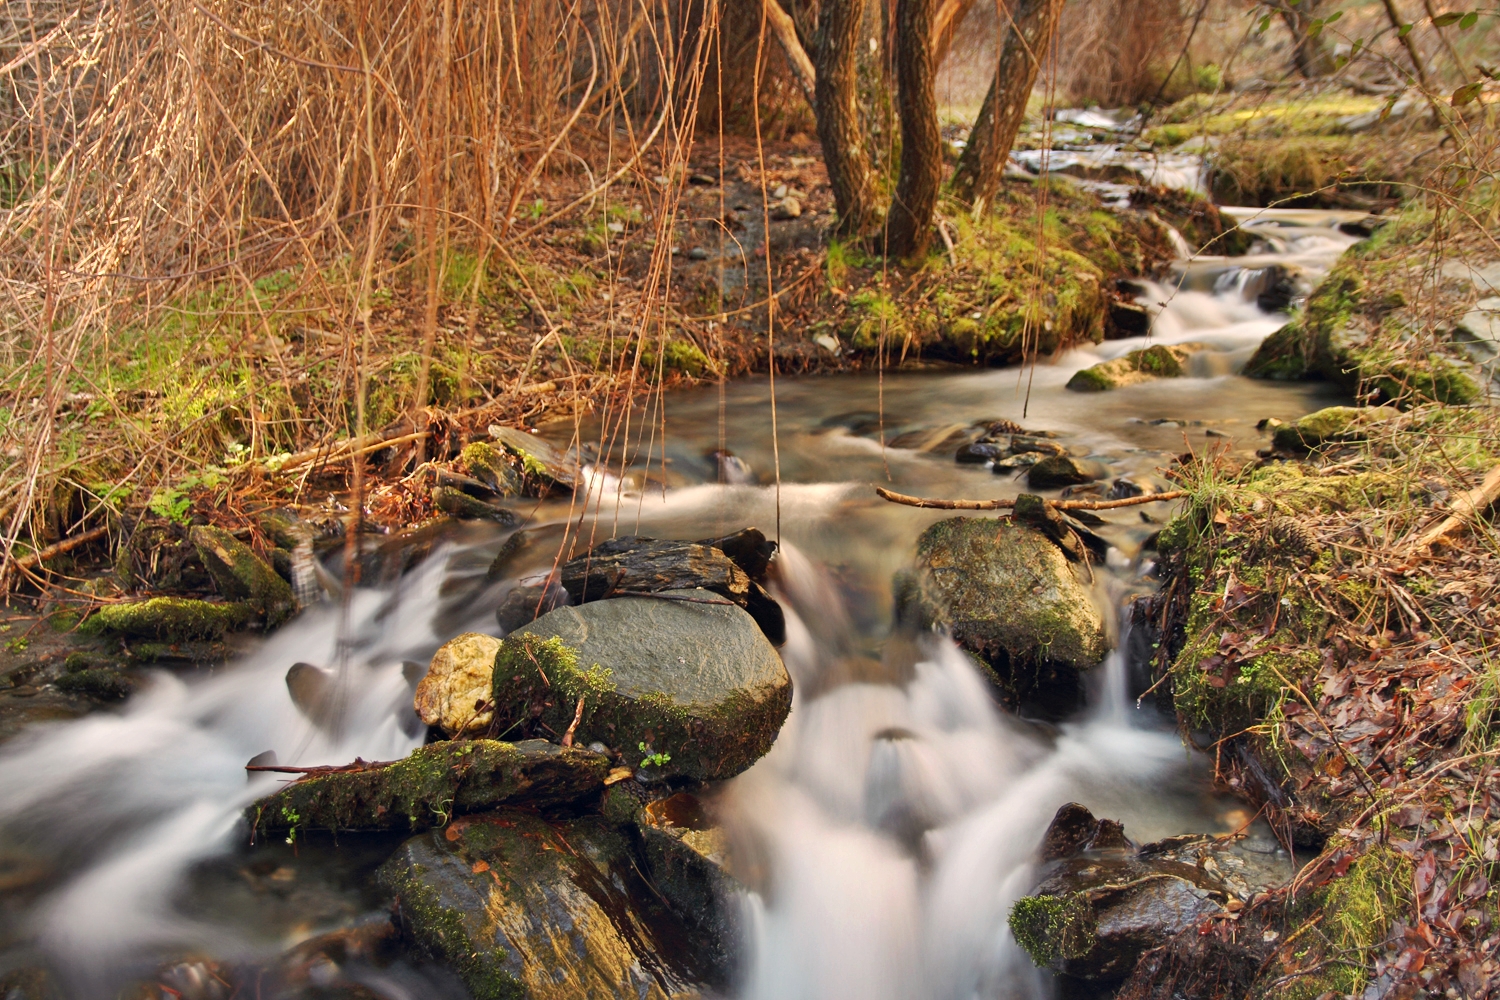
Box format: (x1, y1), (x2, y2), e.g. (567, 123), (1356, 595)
(189, 525), (296, 626)
(86, 597), (252, 640)
(1009, 893), (1094, 968)
(54, 668), (132, 700)
(1064, 366), (1113, 392)
(660, 339), (710, 377)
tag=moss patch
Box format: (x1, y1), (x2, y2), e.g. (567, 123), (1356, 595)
(86, 597), (253, 640)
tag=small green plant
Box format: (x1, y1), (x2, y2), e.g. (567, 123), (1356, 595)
(637, 742), (671, 768)
(147, 486), (191, 524)
(280, 806), (302, 846)
(4, 637), (28, 653)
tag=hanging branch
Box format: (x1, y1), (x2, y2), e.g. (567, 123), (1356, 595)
(874, 486), (1186, 510)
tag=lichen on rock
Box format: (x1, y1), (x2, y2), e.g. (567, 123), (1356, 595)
(414, 632), (502, 736)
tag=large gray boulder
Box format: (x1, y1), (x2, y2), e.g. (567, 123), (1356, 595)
(492, 589), (792, 780)
(378, 811), (717, 1000)
(896, 517), (1106, 713)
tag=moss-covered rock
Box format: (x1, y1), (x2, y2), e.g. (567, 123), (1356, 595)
(1065, 343), (1206, 392)
(250, 739), (608, 837)
(461, 441), (523, 497)
(897, 517), (1106, 713)
(414, 632), (502, 736)
(1244, 261), (1481, 407)
(377, 811), (717, 1000)
(53, 668), (133, 701)
(492, 590), (792, 781)
(487, 425), (577, 492)
(188, 526), (296, 627)
(87, 597), (253, 641)
(1270, 404), (1398, 452)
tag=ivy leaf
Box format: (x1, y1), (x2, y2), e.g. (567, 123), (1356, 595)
(1398, 22), (1414, 37)
(1451, 81), (1484, 106)
(1459, 11), (1478, 29)
(1432, 11), (1464, 26)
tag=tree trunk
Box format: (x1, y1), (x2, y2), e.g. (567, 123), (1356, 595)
(1279, 0), (1336, 78)
(950, 0), (1061, 214)
(885, 0), (941, 259)
(814, 0), (879, 237)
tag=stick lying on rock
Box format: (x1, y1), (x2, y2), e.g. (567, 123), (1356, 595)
(874, 487), (1186, 511)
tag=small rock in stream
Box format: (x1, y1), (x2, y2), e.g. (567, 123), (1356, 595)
(190, 526), (297, 627)
(1027, 455), (1110, 490)
(414, 632), (502, 736)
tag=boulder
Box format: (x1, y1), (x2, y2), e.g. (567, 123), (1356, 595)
(87, 596), (253, 640)
(492, 590), (792, 780)
(1065, 344), (1205, 393)
(698, 527), (776, 581)
(896, 517), (1106, 713)
(250, 739), (608, 836)
(495, 580), (571, 635)
(378, 811), (719, 1000)
(1027, 456), (1110, 490)
(636, 793), (742, 979)
(560, 536), (785, 645)
(1270, 404), (1398, 452)
(414, 632), (503, 736)
(189, 526), (297, 626)
(488, 425), (578, 492)
(462, 441), (524, 497)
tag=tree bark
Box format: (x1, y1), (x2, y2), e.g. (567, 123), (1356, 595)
(885, 0), (942, 259)
(950, 0), (1061, 214)
(764, 0), (818, 109)
(814, 0), (879, 237)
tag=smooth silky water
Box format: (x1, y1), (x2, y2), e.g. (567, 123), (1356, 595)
(0, 208), (1368, 998)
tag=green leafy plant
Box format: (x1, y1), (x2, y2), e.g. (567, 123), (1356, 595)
(637, 742), (671, 768)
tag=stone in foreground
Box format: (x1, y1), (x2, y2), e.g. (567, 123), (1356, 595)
(87, 596), (253, 640)
(1270, 404), (1397, 452)
(415, 632), (502, 736)
(250, 739), (607, 836)
(493, 589), (792, 780)
(896, 517), (1106, 713)
(379, 811), (717, 1000)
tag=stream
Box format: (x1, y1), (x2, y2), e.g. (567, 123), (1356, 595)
(0, 183), (1373, 996)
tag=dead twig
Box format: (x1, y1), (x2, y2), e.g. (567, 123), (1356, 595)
(1404, 463), (1500, 552)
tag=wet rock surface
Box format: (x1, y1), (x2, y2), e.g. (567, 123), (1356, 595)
(414, 632), (503, 736)
(896, 517), (1107, 714)
(493, 590), (792, 780)
(378, 810), (717, 1000)
(251, 739), (609, 835)
(1027, 456), (1111, 490)
(190, 525), (297, 626)
(488, 425), (578, 492)
(1010, 804), (1293, 985)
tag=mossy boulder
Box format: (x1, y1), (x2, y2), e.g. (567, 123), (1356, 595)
(53, 668), (133, 701)
(251, 739), (608, 837)
(1270, 404), (1398, 452)
(1065, 343), (1206, 392)
(189, 525), (296, 626)
(414, 632), (502, 736)
(492, 590), (792, 781)
(87, 597), (253, 641)
(896, 517), (1106, 713)
(377, 811), (718, 1000)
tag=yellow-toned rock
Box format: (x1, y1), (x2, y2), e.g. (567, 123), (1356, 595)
(414, 632), (501, 736)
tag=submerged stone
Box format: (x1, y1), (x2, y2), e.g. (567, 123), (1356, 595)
(414, 632), (503, 736)
(87, 596), (253, 641)
(189, 526), (296, 627)
(378, 810), (718, 1000)
(492, 590), (792, 780)
(250, 739), (608, 836)
(896, 517), (1106, 713)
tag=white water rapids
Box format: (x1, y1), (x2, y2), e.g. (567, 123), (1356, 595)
(0, 206), (1372, 998)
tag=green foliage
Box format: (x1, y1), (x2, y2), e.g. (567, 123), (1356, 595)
(637, 742), (672, 769)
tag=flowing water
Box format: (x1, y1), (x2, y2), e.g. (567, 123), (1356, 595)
(0, 198), (1374, 997)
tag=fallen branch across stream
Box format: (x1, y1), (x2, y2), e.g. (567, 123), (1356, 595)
(874, 487), (1186, 511)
